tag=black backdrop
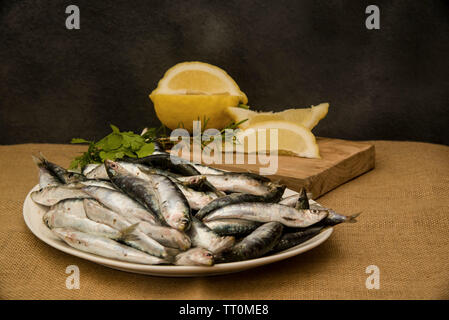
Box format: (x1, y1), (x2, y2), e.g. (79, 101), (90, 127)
(1, 0), (448, 145)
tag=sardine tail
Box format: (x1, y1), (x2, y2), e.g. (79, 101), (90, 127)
(347, 212), (362, 223)
(31, 153), (46, 168)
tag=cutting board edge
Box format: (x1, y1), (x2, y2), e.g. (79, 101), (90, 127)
(308, 143), (376, 198)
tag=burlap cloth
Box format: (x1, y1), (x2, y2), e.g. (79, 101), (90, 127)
(0, 141), (448, 300)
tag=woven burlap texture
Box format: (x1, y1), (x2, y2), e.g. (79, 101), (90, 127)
(0, 141), (448, 299)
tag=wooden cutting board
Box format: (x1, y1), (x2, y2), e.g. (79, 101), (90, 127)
(177, 137), (375, 199)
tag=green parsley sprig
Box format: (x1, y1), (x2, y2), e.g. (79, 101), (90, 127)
(70, 117), (249, 170)
(69, 124), (155, 170)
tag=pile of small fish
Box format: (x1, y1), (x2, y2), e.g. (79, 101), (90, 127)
(31, 148), (359, 266)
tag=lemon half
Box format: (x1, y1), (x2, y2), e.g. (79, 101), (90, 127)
(150, 62), (247, 131)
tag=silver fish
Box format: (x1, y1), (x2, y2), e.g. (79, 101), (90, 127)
(142, 174), (192, 231)
(204, 219), (262, 237)
(195, 189), (285, 221)
(178, 173), (280, 196)
(44, 208), (122, 239)
(52, 228), (168, 265)
(32, 153), (86, 184)
(175, 247), (214, 266)
(105, 160), (191, 231)
(83, 199), (191, 250)
(203, 202), (329, 228)
(138, 165), (182, 179)
(120, 224), (180, 259)
(85, 162), (152, 180)
(174, 183), (218, 210)
(220, 222), (284, 262)
(36, 165), (62, 188)
(272, 226), (325, 252)
(82, 186), (159, 225)
(148, 146), (225, 176)
(31, 185), (90, 206)
(187, 218), (235, 254)
(103, 162), (211, 212)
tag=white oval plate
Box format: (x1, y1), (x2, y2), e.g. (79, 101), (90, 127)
(23, 184), (332, 277)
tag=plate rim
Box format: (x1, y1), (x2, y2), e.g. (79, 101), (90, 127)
(23, 184), (333, 276)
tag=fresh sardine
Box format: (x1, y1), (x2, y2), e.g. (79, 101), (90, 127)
(124, 153), (223, 196)
(272, 226), (325, 252)
(175, 183), (218, 210)
(33, 159), (62, 188)
(203, 202), (329, 228)
(32, 153), (86, 184)
(220, 222), (283, 262)
(44, 208), (122, 239)
(31, 185), (90, 206)
(105, 160), (191, 231)
(82, 186), (159, 225)
(204, 219), (262, 237)
(178, 173), (282, 196)
(85, 162), (151, 180)
(52, 227), (167, 265)
(83, 199), (191, 250)
(195, 189), (285, 221)
(187, 218), (235, 254)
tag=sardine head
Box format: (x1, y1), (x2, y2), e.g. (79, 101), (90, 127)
(104, 159), (127, 178)
(192, 248), (214, 266)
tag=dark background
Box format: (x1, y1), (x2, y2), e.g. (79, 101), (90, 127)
(1, 0), (448, 145)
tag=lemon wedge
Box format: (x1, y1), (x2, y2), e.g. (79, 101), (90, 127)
(150, 62), (247, 131)
(227, 103), (329, 130)
(234, 121), (320, 158)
